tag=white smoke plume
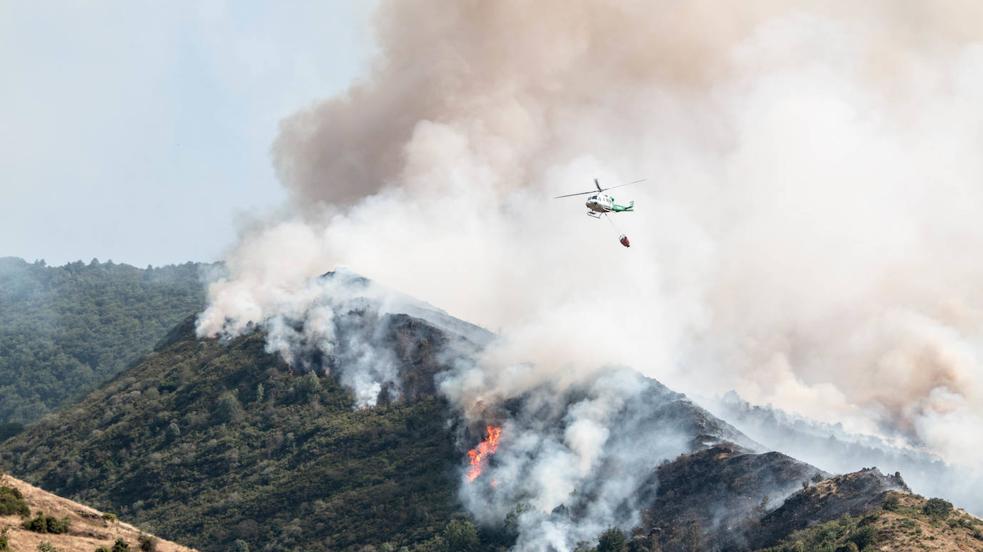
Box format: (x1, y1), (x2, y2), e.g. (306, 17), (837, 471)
(197, 0), (983, 537)
(203, 268), (411, 407)
(459, 370), (692, 551)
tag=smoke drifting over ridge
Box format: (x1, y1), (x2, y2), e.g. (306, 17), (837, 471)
(199, 0), (983, 473)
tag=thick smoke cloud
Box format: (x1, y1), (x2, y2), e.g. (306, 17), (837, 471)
(458, 370), (692, 551)
(200, 0), (983, 497)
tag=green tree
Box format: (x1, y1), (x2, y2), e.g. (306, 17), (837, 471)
(295, 372), (322, 403)
(442, 519), (479, 551)
(215, 392), (244, 424)
(597, 528), (627, 552)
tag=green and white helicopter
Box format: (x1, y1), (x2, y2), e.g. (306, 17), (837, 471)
(554, 178), (643, 247)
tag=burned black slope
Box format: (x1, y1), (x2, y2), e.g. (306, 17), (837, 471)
(636, 443), (828, 551)
(749, 467), (910, 549)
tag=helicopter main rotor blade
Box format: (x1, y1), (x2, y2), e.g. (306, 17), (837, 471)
(597, 178), (646, 192)
(554, 178), (646, 198)
(597, 183), (631, 192)
(554, 190), (596, 199)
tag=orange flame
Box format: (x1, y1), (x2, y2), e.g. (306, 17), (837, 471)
(466, 425), (503, 482)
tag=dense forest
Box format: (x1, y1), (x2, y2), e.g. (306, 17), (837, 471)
(0, 257), (206, 426)
(0, 315), (474, 551)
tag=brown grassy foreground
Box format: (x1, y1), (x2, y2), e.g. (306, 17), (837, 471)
(1, 473), (195, 552)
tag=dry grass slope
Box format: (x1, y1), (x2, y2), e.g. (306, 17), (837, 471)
(0, 473), (195, 552)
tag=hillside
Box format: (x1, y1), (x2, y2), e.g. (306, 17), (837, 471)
(0, 257), (206, 427)
(0, 472), (194, 552)
(1, 274), (978, 551)
(0, 311), (474, 551)
(710, 390), (983, 517)
(763, 489), (983, 551)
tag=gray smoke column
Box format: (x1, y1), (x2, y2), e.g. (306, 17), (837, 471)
(200, 0), (983, 483)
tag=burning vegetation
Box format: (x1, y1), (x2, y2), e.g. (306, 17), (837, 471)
(466, 425), (503, 482)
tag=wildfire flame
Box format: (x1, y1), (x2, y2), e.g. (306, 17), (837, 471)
(466, 425), (502, 482)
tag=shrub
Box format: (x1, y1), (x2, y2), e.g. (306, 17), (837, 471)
(923, 498), (953, 518)
(37, 543), (58, 552)
(111, 539), (130, 552)
(0, 528), (9, 552)
(23, 512), (71, 534)
(48, 515), (70, 534)
(138, 534), (158, 552)
(848, 525), (877, 549)
(0, 485), (30, 517)
(95, 548), (111, 552)
(24, 512), (48, 532)
(882, 494), (900, 512)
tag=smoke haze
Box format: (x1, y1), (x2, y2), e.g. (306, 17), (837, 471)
(199, 0), (983, 483)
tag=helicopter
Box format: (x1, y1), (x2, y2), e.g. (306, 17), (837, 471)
(554, 178), (643, 247)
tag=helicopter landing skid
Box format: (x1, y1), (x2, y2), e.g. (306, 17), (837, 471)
(586, 211), (602, 219)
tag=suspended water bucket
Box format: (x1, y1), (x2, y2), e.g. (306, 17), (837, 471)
(619, 234), (630, 248)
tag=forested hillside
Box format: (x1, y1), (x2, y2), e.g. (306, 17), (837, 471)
(0, 314), (470, 551)
(0, 257), (206, 426)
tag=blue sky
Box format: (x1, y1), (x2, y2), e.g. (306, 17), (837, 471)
(0, 1), (376, 266)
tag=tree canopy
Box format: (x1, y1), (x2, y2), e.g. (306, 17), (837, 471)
(0, 257), (206, 426)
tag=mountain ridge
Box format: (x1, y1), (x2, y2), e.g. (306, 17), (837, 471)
(1, 273), (977, 551)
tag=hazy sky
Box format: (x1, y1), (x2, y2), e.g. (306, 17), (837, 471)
(0, 1), (376, 267)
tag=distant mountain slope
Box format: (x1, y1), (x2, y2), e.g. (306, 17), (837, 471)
(1, 273), (974, 551)
(0, 472), (194, 552)
(638, 443), (827, 550)
(0, 257), (206, 426)
(709, 390), (983, 516)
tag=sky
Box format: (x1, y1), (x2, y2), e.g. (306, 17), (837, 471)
(0, 0), (376, 267)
